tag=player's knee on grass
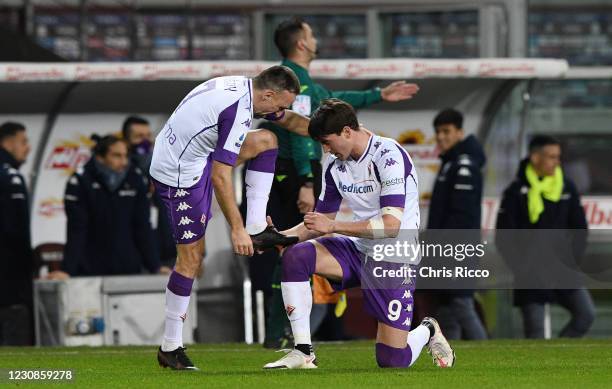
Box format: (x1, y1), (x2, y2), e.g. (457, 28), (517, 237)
(375, 343), (412, 368)
(281, 242), (316, 282)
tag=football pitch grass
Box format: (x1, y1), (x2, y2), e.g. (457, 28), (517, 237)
(1, 340), (612, 388)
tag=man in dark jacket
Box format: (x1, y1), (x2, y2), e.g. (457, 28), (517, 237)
(0, 121), (33, 345)
(52, 135), (160, 277)
(426, 108), (487, 340)
(496, 135), (594, 338)
(122, 116), (175, 272)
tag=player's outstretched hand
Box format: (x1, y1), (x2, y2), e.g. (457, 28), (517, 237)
(380, 81), (420, 102)
(232, 227), (254, 257)
(304, 212), (335, 234)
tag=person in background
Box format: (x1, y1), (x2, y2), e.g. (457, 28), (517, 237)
(122, 115), (175, 271)
(0, 121), (33, 345)
(48, 134), (161, 278)
(259, 16), (420, 348)
(496, 135), (595, 338)
(427, 108), (487, 340)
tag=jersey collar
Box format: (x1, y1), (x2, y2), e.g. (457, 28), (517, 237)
(356, 134), (374, 163)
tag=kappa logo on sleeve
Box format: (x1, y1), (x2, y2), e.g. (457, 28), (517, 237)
(384, 158), (398, 168)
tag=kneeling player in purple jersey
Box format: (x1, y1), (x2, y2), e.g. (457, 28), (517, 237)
(264, 99), (455, 369)
(152, 66), (311, 370)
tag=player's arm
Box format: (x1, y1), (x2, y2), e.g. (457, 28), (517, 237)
(211, 161), (253, 257)
(273, 109), (310, 137)
(281, 211), (337, 242)
(304, 209), (403, 239)
(212, 98), (254, 256)
(324, 81), (419, 108)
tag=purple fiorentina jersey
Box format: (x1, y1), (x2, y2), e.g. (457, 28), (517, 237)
(315, 134), (420, 256)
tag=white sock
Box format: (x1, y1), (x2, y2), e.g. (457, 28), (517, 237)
(281, 281), (312, 345)
(161, 288), (191, 352)
(407, 324), (431, 366)
(244, 169), (273, 235)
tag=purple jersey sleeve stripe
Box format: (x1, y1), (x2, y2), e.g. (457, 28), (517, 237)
(315, 161), (342, 213)
(211, 99), (241, 166)
(211, 149), (238, 166)
(380, 194), (405, 207)
(393, 144), (413, 179)
(372, 162), (381, 184)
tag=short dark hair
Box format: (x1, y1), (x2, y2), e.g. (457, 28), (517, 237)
(529, 134), (560, 154)
(121, 116), (149, 140)
(0, 121), (26, 143)
(274, 17), (306, 58)
(308, 98), (359, 141)
(91, 134), (127, 157)
(433, 108), (463, 129)
(253, 65), (300, 95)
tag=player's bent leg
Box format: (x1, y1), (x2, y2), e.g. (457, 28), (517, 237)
(158, 238), (204, 371)
(263, 241), (343, 369)
(236, 130), (297, 248)
(236, 129), (278, 165)
(375, 323), (412, 368)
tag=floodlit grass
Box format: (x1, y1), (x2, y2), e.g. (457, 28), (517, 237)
(1, 339), (611, 388)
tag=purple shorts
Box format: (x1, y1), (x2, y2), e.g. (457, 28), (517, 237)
(152, 164), (213, 245)
(317, 236), (416, 331)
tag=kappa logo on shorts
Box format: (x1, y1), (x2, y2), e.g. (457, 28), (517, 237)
(402, 317), (411, 327)
(200, 214), (207, 224)
(180, 313), (187, 322)
(178, 216), (194, 226)
(175, 189), (189, 198)
(404, 304), (412, 312)
(176, 202), (192, 211)
(285, 305), (296, 316)
(402, 290), (412, 299)
(181, 230), (197, 240)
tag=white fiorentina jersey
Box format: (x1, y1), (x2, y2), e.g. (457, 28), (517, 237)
(150, 76), (253, 188)
(315, 134), (420, 255)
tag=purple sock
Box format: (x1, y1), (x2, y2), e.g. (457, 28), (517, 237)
(246, 148), (278, 173)
(167, 271), (193, 296)
(282, 242), (316, 282)
(375, 343), (412, 368)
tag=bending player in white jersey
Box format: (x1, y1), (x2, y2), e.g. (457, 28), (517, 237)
(151, 66), (309, 370)
(264, 99), (455, 369)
